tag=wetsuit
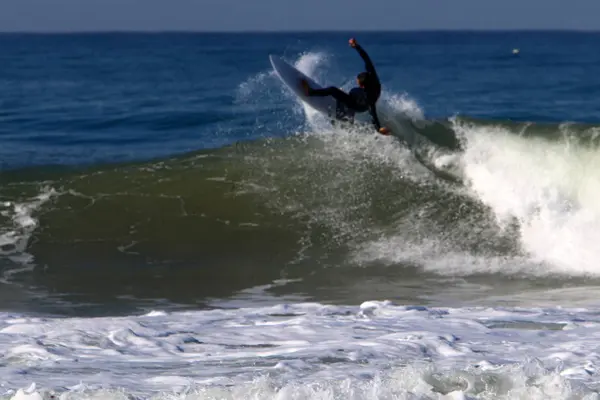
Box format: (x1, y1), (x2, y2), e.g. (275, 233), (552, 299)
(305, 44), (382, 130)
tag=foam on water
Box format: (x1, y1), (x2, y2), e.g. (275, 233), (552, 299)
(0, 187), (57, 269)
(456, 118), (600, 276)
(345, 111), (600, 280)
(1, 299), (600, 399)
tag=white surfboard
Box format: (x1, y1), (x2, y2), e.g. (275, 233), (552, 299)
(269, 55), (338, 118)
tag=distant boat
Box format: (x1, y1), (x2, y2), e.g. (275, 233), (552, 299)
(512, 48), (520, 55)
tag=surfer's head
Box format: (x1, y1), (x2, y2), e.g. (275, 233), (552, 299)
(356, 72), (368, 87)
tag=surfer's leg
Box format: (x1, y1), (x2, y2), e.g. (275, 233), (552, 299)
(308, 86), (354, 104)
(335, 100), (355, 122)
(301, 82), (357, 124)
(301, 80), (359, 110)
(315, 88), (361, 123)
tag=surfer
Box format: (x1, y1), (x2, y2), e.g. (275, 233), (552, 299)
(300, 38), (390, 135)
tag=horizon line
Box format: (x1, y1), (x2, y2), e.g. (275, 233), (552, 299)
(1, 28), (600, 35)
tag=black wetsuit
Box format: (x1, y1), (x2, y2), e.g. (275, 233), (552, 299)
(306, 44), (382, 130)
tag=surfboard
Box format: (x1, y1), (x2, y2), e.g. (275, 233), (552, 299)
(269, 55), (338, 118)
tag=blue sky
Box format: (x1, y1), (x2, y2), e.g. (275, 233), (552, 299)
(2, 0), (600, 32)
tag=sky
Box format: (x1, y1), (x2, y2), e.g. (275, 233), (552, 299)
(1, 0), (600, 32)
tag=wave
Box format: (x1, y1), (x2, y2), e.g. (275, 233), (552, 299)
(3, 51), (600, 314)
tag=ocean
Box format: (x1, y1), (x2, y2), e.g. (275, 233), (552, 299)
(2, 30), (600, 399)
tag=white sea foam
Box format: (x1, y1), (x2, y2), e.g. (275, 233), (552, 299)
(456, 118), (600, 276)
(1, 301), (600, 399)
(0, 187), (57, 272)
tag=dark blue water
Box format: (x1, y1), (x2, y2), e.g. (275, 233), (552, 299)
(3, 31), (600, 317)
(2, 31), (600, 170)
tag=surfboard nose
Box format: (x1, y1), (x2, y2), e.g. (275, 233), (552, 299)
(269, 54), (280, 68)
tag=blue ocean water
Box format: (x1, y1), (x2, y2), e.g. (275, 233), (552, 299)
(2, 31), (600, 170)
(4, 31), (600, 398)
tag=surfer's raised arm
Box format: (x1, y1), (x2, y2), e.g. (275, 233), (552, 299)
(349, 38), (378, 81)
(348, 38), (389, 135)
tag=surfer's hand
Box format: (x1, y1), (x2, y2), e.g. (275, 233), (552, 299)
(378, 127), (391, 135)
(349, 38), (357, 48)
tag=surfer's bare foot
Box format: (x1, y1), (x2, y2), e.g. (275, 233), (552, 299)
(379, 127), (391, 135)
(300, 79), (311, 95)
